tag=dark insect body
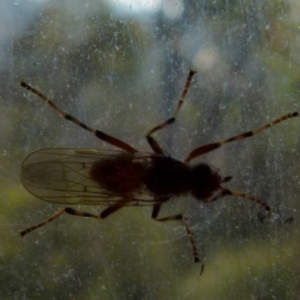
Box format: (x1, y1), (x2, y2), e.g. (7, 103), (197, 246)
(20, 69), (299, 267)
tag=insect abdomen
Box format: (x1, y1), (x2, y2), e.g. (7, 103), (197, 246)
(89, 154), (146, 195)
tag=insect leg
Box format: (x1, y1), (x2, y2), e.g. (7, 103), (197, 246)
(20, 81), (138, 154)
(20, 207), (102, 237)
(206, 188), (271, 212)
(151, 203), (201, 264)
(185, 111), (300, 162)
(100, 198), (133, 219)
(146, 69), (197, 154)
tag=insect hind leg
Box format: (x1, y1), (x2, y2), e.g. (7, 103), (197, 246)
(20, 207), (102, 237)
(20, 81), (138, 154)
(100, 198), (133, 219)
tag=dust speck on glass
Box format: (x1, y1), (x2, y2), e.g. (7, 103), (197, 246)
(1, 1), (300, 299)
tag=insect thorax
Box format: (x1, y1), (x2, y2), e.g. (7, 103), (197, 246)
(144, 157), (222, 199)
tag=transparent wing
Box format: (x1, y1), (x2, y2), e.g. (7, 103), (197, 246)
(21, 148), (157, 206)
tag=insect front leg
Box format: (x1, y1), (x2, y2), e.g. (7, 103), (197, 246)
(185, 111), (300, 162)
(151, 203), (201, 265)
(20, 207), (102, 237)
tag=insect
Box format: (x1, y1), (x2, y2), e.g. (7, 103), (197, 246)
(20, 69), (299, 266)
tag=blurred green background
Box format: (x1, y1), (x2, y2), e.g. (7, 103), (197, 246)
(1, 0), (300, 299)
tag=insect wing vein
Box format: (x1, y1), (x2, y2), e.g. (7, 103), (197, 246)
(21, 148), (156, 206)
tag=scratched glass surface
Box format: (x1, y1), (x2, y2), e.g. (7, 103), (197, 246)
(1, 0), (300, 299)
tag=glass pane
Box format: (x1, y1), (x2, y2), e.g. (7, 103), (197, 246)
(1, 0), (300, 299)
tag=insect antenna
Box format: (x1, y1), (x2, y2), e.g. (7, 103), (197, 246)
(207, 188), (271, 212)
